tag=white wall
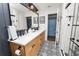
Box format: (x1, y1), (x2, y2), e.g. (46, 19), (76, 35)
(74, 4), (79, 44)
(56, 8), (62, 44)
(59, 3), (75, 54)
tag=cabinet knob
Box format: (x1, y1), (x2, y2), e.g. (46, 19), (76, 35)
(32, 44), (35, 48)
(40, 38), (42, 40)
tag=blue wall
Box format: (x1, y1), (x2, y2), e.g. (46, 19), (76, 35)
(0, 3), (11, 56)
(48, 16), (56, 36)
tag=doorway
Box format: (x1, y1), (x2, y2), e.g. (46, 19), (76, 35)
(26, 16), (32, 30)
(48, 14), (57, 41)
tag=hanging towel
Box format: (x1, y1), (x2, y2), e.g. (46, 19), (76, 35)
(8, 26), (17, 40)
(15, 49), (21, 56)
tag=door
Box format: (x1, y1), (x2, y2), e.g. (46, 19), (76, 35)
(48, 14), (57, 41)
(26, 17), (32, 30)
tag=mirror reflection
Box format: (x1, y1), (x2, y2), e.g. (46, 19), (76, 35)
(9, 3), (39, 36)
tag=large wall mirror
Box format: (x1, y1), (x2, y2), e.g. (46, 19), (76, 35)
(9, 3), (38, 30)
(9, 3), (39, 36)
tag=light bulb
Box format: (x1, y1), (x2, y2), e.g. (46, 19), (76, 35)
(30, 5), (34, 9)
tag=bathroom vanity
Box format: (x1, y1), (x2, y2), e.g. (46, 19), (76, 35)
(9, 29), (45, 56)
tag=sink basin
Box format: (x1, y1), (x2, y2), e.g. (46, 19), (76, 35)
(10, 28), (45, 46)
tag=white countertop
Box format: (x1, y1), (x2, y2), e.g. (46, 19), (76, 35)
(9, 28), (45, 46)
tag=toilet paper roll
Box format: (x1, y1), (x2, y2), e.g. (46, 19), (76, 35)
(15, 49), (21, 56)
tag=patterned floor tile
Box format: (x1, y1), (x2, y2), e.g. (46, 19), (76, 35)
(38, 41), (61, 56)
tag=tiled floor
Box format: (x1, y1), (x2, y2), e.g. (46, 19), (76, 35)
(38, 41), (61, 56)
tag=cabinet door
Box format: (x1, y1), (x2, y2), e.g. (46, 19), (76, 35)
(25, 42), (34, 56)
(40, 32), (45, 44)
(25, 37), (41, 56)
(32, 38), (41, 55)
(32, 32), (45, 56)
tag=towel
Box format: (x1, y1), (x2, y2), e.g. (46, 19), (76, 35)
(8, 26), (17, 40)
(15, 49), (21, 56)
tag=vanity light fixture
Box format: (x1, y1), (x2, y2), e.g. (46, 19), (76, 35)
(30, 5), (34, 9)
(20, 3), (38, 15)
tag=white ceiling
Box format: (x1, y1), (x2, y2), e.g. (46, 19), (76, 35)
(9, 3), (62, 15)
(34, 3), (62, 11)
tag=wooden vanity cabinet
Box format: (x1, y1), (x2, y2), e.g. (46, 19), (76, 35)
(9, 31), (45, 56)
